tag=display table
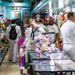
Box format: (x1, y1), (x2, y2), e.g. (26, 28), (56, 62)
(28, 52), (75, 75)
(33, 60), (75, 75)
(28, 51), (62, 60)
(28, 51), (62, 75)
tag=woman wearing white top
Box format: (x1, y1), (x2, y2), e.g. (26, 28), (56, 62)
(21, 18), (45, 48)
(20, 18), (45, 55)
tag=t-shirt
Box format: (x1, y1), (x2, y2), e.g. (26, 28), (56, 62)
(47, 24), (58, 33)
(47, 24), (59, 42)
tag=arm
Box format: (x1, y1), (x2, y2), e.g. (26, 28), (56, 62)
(22, 38), (29, 47)
(54, 25), (59, 43)
(21, 27), (32, 47)
(73, 24), (75, 34)
(17, 26), (22, 38)
(54, 33), (59, 43)
(6, 27), (9, 38)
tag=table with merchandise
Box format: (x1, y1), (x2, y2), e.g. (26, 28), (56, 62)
(21, 33), (74, 75)
(28, 51), (75, 75)
(27, 34), (63, 75)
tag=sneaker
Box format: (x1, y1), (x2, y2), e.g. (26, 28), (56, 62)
(12, 61), (17, 63)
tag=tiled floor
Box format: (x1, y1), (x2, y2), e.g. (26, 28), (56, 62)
(0, 52), (21, 75)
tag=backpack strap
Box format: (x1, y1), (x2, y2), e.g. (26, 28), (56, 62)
(10, 25), (17, 34)
(10, 25), (16, 32)
(11, 25), (16, 28)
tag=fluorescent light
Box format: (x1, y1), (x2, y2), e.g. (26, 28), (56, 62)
(13, 3), (22, 6)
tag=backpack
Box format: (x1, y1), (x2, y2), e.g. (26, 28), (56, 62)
(9, 25), (17, 40)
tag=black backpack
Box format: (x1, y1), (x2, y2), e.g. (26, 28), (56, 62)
(9, 25), (17, 40)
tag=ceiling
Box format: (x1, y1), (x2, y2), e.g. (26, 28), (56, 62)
(2, 0), (23, 2)
(1, 0), (75, 13)
(2, 0), (34, 2)
(35, 0), (75, 13)
(0, 0), (33, 8)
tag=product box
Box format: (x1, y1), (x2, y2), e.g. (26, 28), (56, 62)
(55, 60), (75, 70)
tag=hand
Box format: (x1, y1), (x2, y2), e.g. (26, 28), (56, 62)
(30, 41), (35, 45)
(20, 45), (26, 48)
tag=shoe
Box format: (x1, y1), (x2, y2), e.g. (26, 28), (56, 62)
(12, 61), (17, 63)
(9, 59), (12, 61)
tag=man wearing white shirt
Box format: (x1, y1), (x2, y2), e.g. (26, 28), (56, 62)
(6, 19), (21, 63)
(47, 18), (59, 43)
(61, 12), (75, 61)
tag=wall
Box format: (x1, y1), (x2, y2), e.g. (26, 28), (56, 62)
(0, 1), (31, 20)
(6, 6), (14, 19)
(6, 6), (23, 20)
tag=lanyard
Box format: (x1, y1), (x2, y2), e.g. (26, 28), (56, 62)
(31, 28), (38, 40)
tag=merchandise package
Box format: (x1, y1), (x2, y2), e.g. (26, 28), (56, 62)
(35, 34), (61, 58)
(55, 60), (75, 70)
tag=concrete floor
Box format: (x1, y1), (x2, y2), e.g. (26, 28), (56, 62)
(0, 52), (21, 75)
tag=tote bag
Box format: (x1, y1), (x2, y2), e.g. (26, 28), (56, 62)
(19, 38), (25, 67)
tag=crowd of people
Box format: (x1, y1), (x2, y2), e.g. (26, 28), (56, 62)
(1, 11), (75, 75)
(0, 16), (59, 66)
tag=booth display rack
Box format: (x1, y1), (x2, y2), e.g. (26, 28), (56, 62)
(0, 28), (8, 66)
(0, 44), (8, 66)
